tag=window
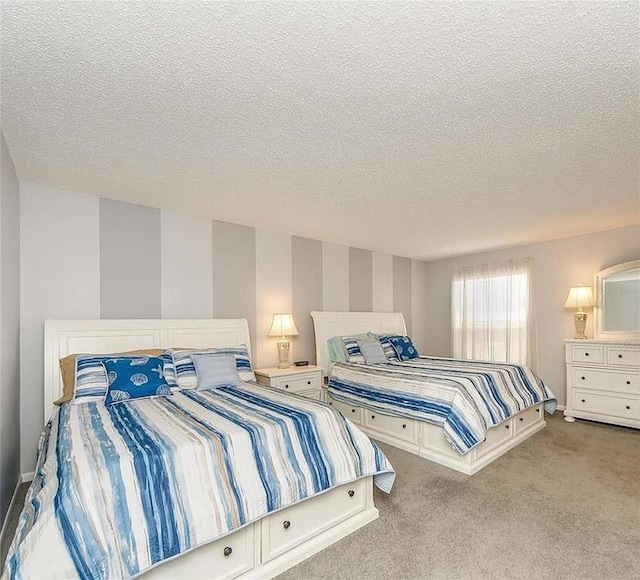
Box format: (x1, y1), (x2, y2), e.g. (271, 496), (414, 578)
(451, 257), (535, 367)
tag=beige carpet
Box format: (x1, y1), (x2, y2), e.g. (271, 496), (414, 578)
(2, 414), (638, 579)
(277, 413), (640, 580)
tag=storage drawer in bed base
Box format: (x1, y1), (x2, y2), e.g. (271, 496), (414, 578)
(327, 395), (546, 475)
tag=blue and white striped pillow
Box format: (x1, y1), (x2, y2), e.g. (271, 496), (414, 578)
(341, 338), (366, 364)
(377, 334), (402, 362)
(171, 345), (255, 389)
(72, 351), (176, 403)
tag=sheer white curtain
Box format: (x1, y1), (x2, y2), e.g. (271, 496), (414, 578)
(451, 257), (537, 368)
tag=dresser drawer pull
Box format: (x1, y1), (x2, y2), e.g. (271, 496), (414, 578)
(618, 354), (623, 359)
(223, 546), (233, 557)
(519, 417), (524, 422)
(283, 520), (291, 530)
(307, 381), (311, 385)
(581, 399), (586, 403)
(351, 409), (356, 413)
(348, 489), (355, 497)
(505, 424), (510, 429)
(626, 405), (631, 410)
(402, 424), (407, 429)
(536, 408), (540, 413)
(329, 402), (333, 405)
(371, 414), (376, 419)
(581, 376), (586, 380)
(284, 384), (289, 389)
(584, 353), (590, 357)
(627, 381), (631, 385)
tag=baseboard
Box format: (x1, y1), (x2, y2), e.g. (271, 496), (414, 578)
(0, 476), (23, 550)
(21, 472), (34, 483)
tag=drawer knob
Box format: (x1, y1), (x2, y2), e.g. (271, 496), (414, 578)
(329, 402), (333, 405)
(618, 354), (623, 359)
(348, 489), (355, 497)
(351, 409), (356, 413)
(505, 424), (510, 429)
(581, 399), (586, 403)
(371, 414), (375, 419)
(536, 408), (540, 413)
(627, 381), (631, 385)
(283, 520), (291, 530)
(285, 384), (289, 388)
(585, 352), (589, 357)
(307, 381), (311, 385)
(626, 405), (631, 410)
(223, 546), (233, 557)
(581, 376), (586, 380)
(519, 417), (524, 422)
(402, 424), (407, 429)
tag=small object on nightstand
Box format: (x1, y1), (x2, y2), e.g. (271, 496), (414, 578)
(294, 360), (309, 366)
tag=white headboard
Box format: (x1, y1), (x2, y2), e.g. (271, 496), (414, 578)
(44, 318), (252, 423)
(310, 311), (407, 376)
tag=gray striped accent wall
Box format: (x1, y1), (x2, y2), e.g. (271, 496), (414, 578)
(19, 182), (429, 472)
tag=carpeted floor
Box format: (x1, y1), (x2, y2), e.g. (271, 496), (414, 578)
(277, 413), (640, 580)
(2, 413), (638, 579)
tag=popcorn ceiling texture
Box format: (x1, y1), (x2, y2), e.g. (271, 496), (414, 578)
(1, 1), (638, 261)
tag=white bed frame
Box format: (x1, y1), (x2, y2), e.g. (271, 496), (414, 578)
(43, 318), (379, 580)
(311, 311), (547, 475)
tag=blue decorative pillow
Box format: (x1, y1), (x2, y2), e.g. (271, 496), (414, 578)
(191, 353), (244, 391)
(103, 355), (174, 406)
(377, 334), (401, 362)
(72, 351), (176, 403)
(389, 335), (419, 361)
(172, 345), (254, 389)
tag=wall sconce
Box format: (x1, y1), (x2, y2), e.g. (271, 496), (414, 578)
(564, 285), (595, 339)
(268, 313), (299, 368)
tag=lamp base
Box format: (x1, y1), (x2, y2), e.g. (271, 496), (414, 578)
(573, 311), (588, 340)
(276, 338), (291, 369)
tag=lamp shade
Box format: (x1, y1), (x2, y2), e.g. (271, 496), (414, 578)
(268, 313), (299, 337)
(563, 286), (595, 309)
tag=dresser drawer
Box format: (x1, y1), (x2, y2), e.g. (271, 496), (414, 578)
(274, 373), (321, 394)
(514, 404), (543, 435)
(364, 410), (418, 444)
(328, 397), (363, 424)
(261, 478), (366, 562)
(572, 368), (639, 395)
(571, 345), (604, 364)
(573, 390), (639, 420)
(606, 347), (640, 368)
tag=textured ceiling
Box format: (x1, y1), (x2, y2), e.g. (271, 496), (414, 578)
(1, 1), (638, 261)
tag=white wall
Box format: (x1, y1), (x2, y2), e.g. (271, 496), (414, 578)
(0, 134), (21, 525)
(422, 225), (640, 406)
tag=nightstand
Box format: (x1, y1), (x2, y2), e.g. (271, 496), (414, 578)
(254, 365), (323, 400)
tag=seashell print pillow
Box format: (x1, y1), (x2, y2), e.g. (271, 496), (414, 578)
(103, 355), (175, 406)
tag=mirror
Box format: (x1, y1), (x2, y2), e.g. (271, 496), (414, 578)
(594, 260), (640, 340)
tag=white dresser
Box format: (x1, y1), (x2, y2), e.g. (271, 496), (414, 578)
(564, 339), (640, 429)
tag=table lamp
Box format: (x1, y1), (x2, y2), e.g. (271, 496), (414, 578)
(564, 285), (595, 339)
(268, 313), (299, 368)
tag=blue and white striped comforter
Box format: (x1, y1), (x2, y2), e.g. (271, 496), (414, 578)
(3, 384), (394, 580)
(329, 357), (556, 454)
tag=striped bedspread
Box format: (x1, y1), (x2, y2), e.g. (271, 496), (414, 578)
(3, 384), (394, 580)
(329, 357), (556, 454)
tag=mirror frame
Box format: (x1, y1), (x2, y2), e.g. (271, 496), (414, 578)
(594, 259), (640, 340)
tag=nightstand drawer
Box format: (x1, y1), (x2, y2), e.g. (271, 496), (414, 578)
(571, 345), (604, 364)
(274, 374), (321, 393)
(572, 368), (639, 394)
